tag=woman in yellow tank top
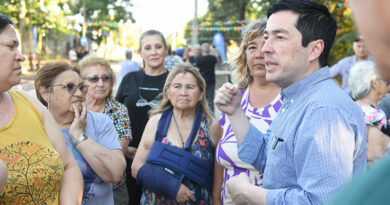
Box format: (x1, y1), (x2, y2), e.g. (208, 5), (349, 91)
(0, 13), (83, 204)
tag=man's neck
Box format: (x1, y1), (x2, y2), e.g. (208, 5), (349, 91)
(356, 55), (368, 62)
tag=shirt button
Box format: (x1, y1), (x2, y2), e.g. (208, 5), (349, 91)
(281, 109), (285, 112)
(290, 99), (294, 103)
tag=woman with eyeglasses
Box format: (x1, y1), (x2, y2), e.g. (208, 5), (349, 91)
(35, 60), (126, 205)
(132, 63), (221, 205)
(79, 55), (132, 205)
(0, 13), (83, 204)
(349, 60), (390, 165)
(116, 29), (169, 204)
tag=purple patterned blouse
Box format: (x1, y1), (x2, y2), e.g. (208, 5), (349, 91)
(216, 87), (282, 204)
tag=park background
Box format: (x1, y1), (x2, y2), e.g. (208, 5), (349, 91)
(0, 0), (354, 87)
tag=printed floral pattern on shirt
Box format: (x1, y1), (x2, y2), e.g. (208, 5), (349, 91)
(0, 141), (64, 205)
(360, 104), (387, 129)
(104, 97), (132, 141)
(141, 113), (213, 205)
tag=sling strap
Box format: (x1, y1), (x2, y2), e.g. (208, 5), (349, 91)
(147, 107), (213, 191)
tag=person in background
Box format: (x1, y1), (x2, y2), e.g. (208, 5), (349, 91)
(378, 94), (390, 136)
(330, 36), (373, 96)
(326, 0), (390, 204)
(214, 0), (366, 204)
(188, 44), (201, 67)
(77, 46), (88, 61)
(116, 29), (169, 205)
(184, 46), (192, 63)
(35, 60), (126, 205)
(196, 43), (218, 112)
(0, 13), (83, 204)
(349, 61), (390, 164)
(120, 49), (139, 84)
(348, 0), (390, 81)
(164, 45), (183, 71)
(132, 64), (221, 204)
(379, 95), (390, 121)
(79, 55), (132, 205)
(69, 47), (78, 63)
(215, 18), (282, 205)
(175, 48), (185, 61)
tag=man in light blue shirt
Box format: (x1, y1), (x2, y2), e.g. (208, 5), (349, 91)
(120, 49), (139, 84)
(214, 0), (367, 204)
(329, 37), (373, 95)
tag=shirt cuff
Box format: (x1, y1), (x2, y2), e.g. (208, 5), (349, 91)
(237, 124), (265, 164)
(266, 188), (285, 205)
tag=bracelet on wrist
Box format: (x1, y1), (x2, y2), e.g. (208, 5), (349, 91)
(73, 133), (88, 147)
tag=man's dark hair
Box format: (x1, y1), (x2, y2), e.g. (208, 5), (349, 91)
(0, 13), (13, 33)
(268, 0), (337, 67)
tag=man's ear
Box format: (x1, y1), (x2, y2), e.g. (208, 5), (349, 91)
(39, 86), (49, 103)
(308, 39), (324, 62)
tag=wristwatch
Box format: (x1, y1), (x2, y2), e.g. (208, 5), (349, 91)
(73, 133), (88, 147)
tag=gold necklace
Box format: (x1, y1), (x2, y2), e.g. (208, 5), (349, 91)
(172, 114), (185, 148)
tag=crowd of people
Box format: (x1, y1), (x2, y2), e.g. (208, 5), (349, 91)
(1, 0), (390, 204)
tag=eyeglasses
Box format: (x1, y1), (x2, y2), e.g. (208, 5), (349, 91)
(84, 76), (112, 83)
(378, 77), (390, 86)
(50, 83), (89, 94)
(136, 95), (159, 108)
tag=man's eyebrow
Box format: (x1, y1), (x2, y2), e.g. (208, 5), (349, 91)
(264, 28), (289, 35)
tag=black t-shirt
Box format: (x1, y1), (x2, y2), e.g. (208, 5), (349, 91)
(195, 55), (217, 85)
(115, 69), (169, 148)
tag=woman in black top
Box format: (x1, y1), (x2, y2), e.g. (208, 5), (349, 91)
(116, 29), (169, 205)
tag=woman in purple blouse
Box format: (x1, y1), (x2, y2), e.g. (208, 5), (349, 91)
(214, 18), (282, 204)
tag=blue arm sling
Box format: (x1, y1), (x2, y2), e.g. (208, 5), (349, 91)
(137, 107), (213, 200)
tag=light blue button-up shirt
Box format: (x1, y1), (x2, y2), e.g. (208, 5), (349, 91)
(329, 55), (373, 95)
(238, 67), (367, 205)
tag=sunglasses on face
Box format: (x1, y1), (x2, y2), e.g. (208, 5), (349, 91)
(84, 76), (112, 83)
(50, 83), (89, 94)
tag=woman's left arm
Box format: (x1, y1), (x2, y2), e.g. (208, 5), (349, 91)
(25, 92), (83, 205)
(71, 103), (126, 184)
(76, 139), (126, 183)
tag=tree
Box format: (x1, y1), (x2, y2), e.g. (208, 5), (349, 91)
(185, 0), (355, 65)
(67, 0), (135, 46)
(0, 0), (71, 70)
(184, 0), (276, 47)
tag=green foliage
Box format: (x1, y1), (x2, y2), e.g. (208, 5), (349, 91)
(0, 0), (71, 34)
(67, 0), (135, 45)
(319, 1), (356, 65)
(186, 0), (356, 65)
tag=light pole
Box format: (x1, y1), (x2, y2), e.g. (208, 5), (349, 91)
(191, 0), (198, 45)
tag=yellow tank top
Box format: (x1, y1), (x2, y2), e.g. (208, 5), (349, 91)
(0, 90), (64, 204)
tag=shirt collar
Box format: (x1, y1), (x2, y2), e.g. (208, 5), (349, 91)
(281, 66), (330, 100)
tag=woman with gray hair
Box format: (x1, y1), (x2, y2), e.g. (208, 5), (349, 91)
(349, 60), (390, 164)
(79, 55), (132, 205)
